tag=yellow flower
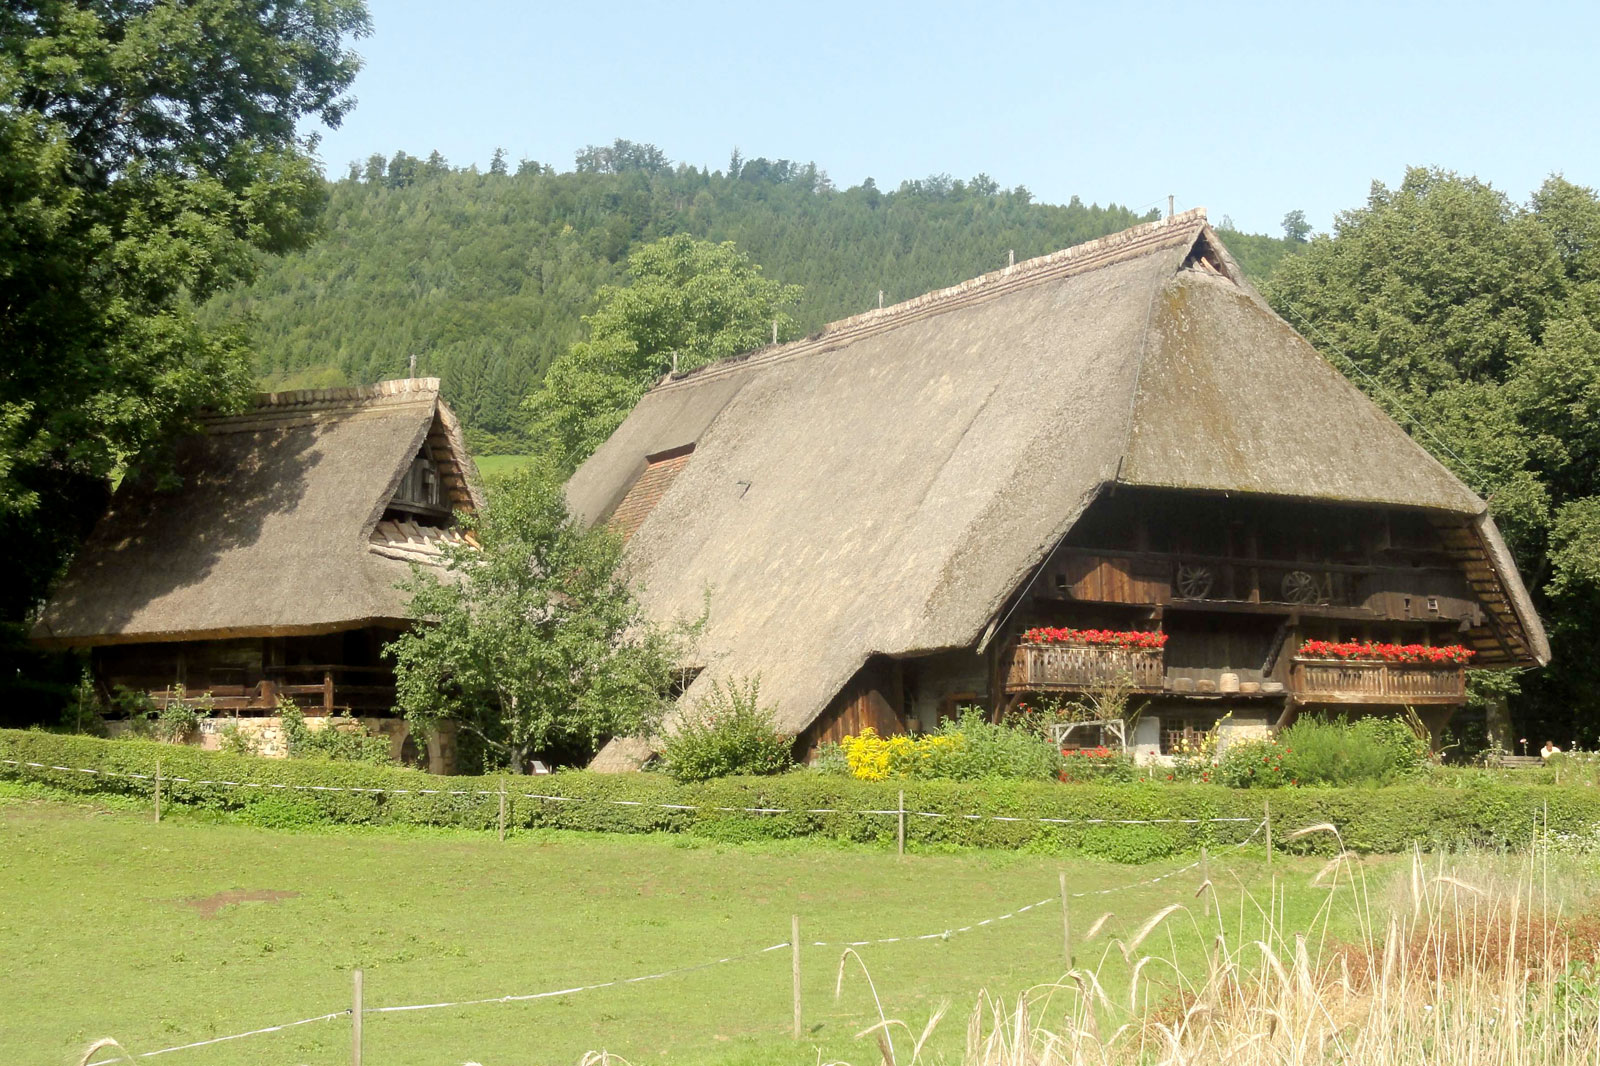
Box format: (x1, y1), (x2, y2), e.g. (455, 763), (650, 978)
(840, 728), (963, 781)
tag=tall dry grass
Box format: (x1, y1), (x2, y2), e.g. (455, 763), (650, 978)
(835, 824), (1600, 1066)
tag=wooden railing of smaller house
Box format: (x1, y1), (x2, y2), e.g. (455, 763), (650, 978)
(1004, 643), (1165, 694)
(149, 665), (396, 715)
(1289, 658), (1466, 705)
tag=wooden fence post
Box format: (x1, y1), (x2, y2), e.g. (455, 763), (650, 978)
(1059, 871), (1073, 968)
(897, 790), (905, 858)
(153, 758), (161, 823)
(791, 914), (802, 1039)
(1202, 846), (1211, 917)
(1264, 799), (1273, 869)
(351, 968), (364, 1066)
(498, 777), (507, 843)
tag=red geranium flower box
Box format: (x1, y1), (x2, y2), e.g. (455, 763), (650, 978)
(1295, 640), (1473, 665)
(1022, 627), (1168, 649)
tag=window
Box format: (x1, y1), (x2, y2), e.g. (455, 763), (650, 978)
(392, 451), (443, 510)
(608, 444), (694, 541)
(668, 666), (703, 701)
(1160, 714), (1218, 756)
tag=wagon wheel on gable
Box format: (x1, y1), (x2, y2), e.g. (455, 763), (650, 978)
(1281, 569), (1327, 605)
(1175, 563), (1215, 600)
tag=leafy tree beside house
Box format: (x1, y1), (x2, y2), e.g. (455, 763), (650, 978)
(0, 0), (369, 717)
(386, 463), (686, 772)
(525, 234), (803, 472)
(1266, 168), (1600, 743)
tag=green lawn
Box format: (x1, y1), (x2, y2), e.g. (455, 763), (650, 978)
(1, 789), (1390, 1066)
(472, 453), (539, 480)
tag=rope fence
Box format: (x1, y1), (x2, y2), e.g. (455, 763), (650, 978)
(9, 752), (1279, 1061)
(78, 820), (1270, 1066)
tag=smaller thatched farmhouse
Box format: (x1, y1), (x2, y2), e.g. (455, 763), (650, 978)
(570, 210), (1549, 768)
(33, 379), (479, 769)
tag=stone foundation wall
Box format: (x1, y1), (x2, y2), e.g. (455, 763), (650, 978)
(105, 716), (458, 774)
(1129, 707), (1276, 766)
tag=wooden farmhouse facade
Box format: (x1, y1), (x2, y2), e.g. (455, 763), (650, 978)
(569, 210), (1549, 767)
(32, 379), (480, 770)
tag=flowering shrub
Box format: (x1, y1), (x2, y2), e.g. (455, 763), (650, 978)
(840, 713), (1063, 781)
(1168, 714), (1227, 782)
(1059, 745), (1136, 783)
(1296, 640), (1474, 664)
(840, 728), (960, 781)
(1217, 735), (1294, 788)
(1021, 627), (1168, 649)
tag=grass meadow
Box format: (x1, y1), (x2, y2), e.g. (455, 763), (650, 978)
(0, 782), (1382, 1066)
(472, 454), (539, 481)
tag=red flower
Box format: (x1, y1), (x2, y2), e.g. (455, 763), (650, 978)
(1023, 627), (1167, 649)
(1297, 639), (1472, 664)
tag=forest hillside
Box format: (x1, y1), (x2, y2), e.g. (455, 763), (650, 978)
(202, 142), (1297, 448)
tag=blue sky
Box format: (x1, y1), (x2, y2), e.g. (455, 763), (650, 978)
(309, 0), (1600, 235)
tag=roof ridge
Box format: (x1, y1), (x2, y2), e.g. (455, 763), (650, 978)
(199, 379), (442, 427)
(252, 377), (441, 409)
(655, 209), (1208, 392)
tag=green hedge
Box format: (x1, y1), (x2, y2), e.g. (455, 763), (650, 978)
(1, 728), (1592, 860)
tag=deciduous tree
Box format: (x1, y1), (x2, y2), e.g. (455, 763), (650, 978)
(0, 0), (369, 712)
(525, 234), (802, 471)
(387, 463), (686, 771)
(1267, 168), (1600, 740)
(1281, 209), (1312, 243)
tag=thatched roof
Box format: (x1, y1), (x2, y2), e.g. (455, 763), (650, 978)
(567, 211), (1549, 741)
(34, 379), (482, 646)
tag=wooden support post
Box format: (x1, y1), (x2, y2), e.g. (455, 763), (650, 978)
(498, 777), (507, 843)
(323, 670), (335, 714)
(1059, 871), (1073, 968)
(791, 914), (802, 1039)
(1265, 799), (1273, 869)
(897, 790), (905, 858)
(352, 968), (364, 1066)
(153, 758), (161, 823)
(1201, 846), (1211, 917)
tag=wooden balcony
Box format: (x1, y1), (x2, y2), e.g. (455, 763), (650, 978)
(1289, 658), (1466, 705)
(149, 665), (396, 715)
(1004, 643), (1165, 694)
(1044, 549), (1477, 621)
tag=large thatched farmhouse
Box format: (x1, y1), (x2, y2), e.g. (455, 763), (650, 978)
(33, 379), (479, 769)
(570, 210), (1549, 767)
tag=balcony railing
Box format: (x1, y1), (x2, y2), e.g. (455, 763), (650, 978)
(1289, 658), (1466, 704)
(148, 665), (396, 715)
(1004, 643), (1165, 693)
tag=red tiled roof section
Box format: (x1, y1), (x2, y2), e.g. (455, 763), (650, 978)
(608, 446), (694, 541)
